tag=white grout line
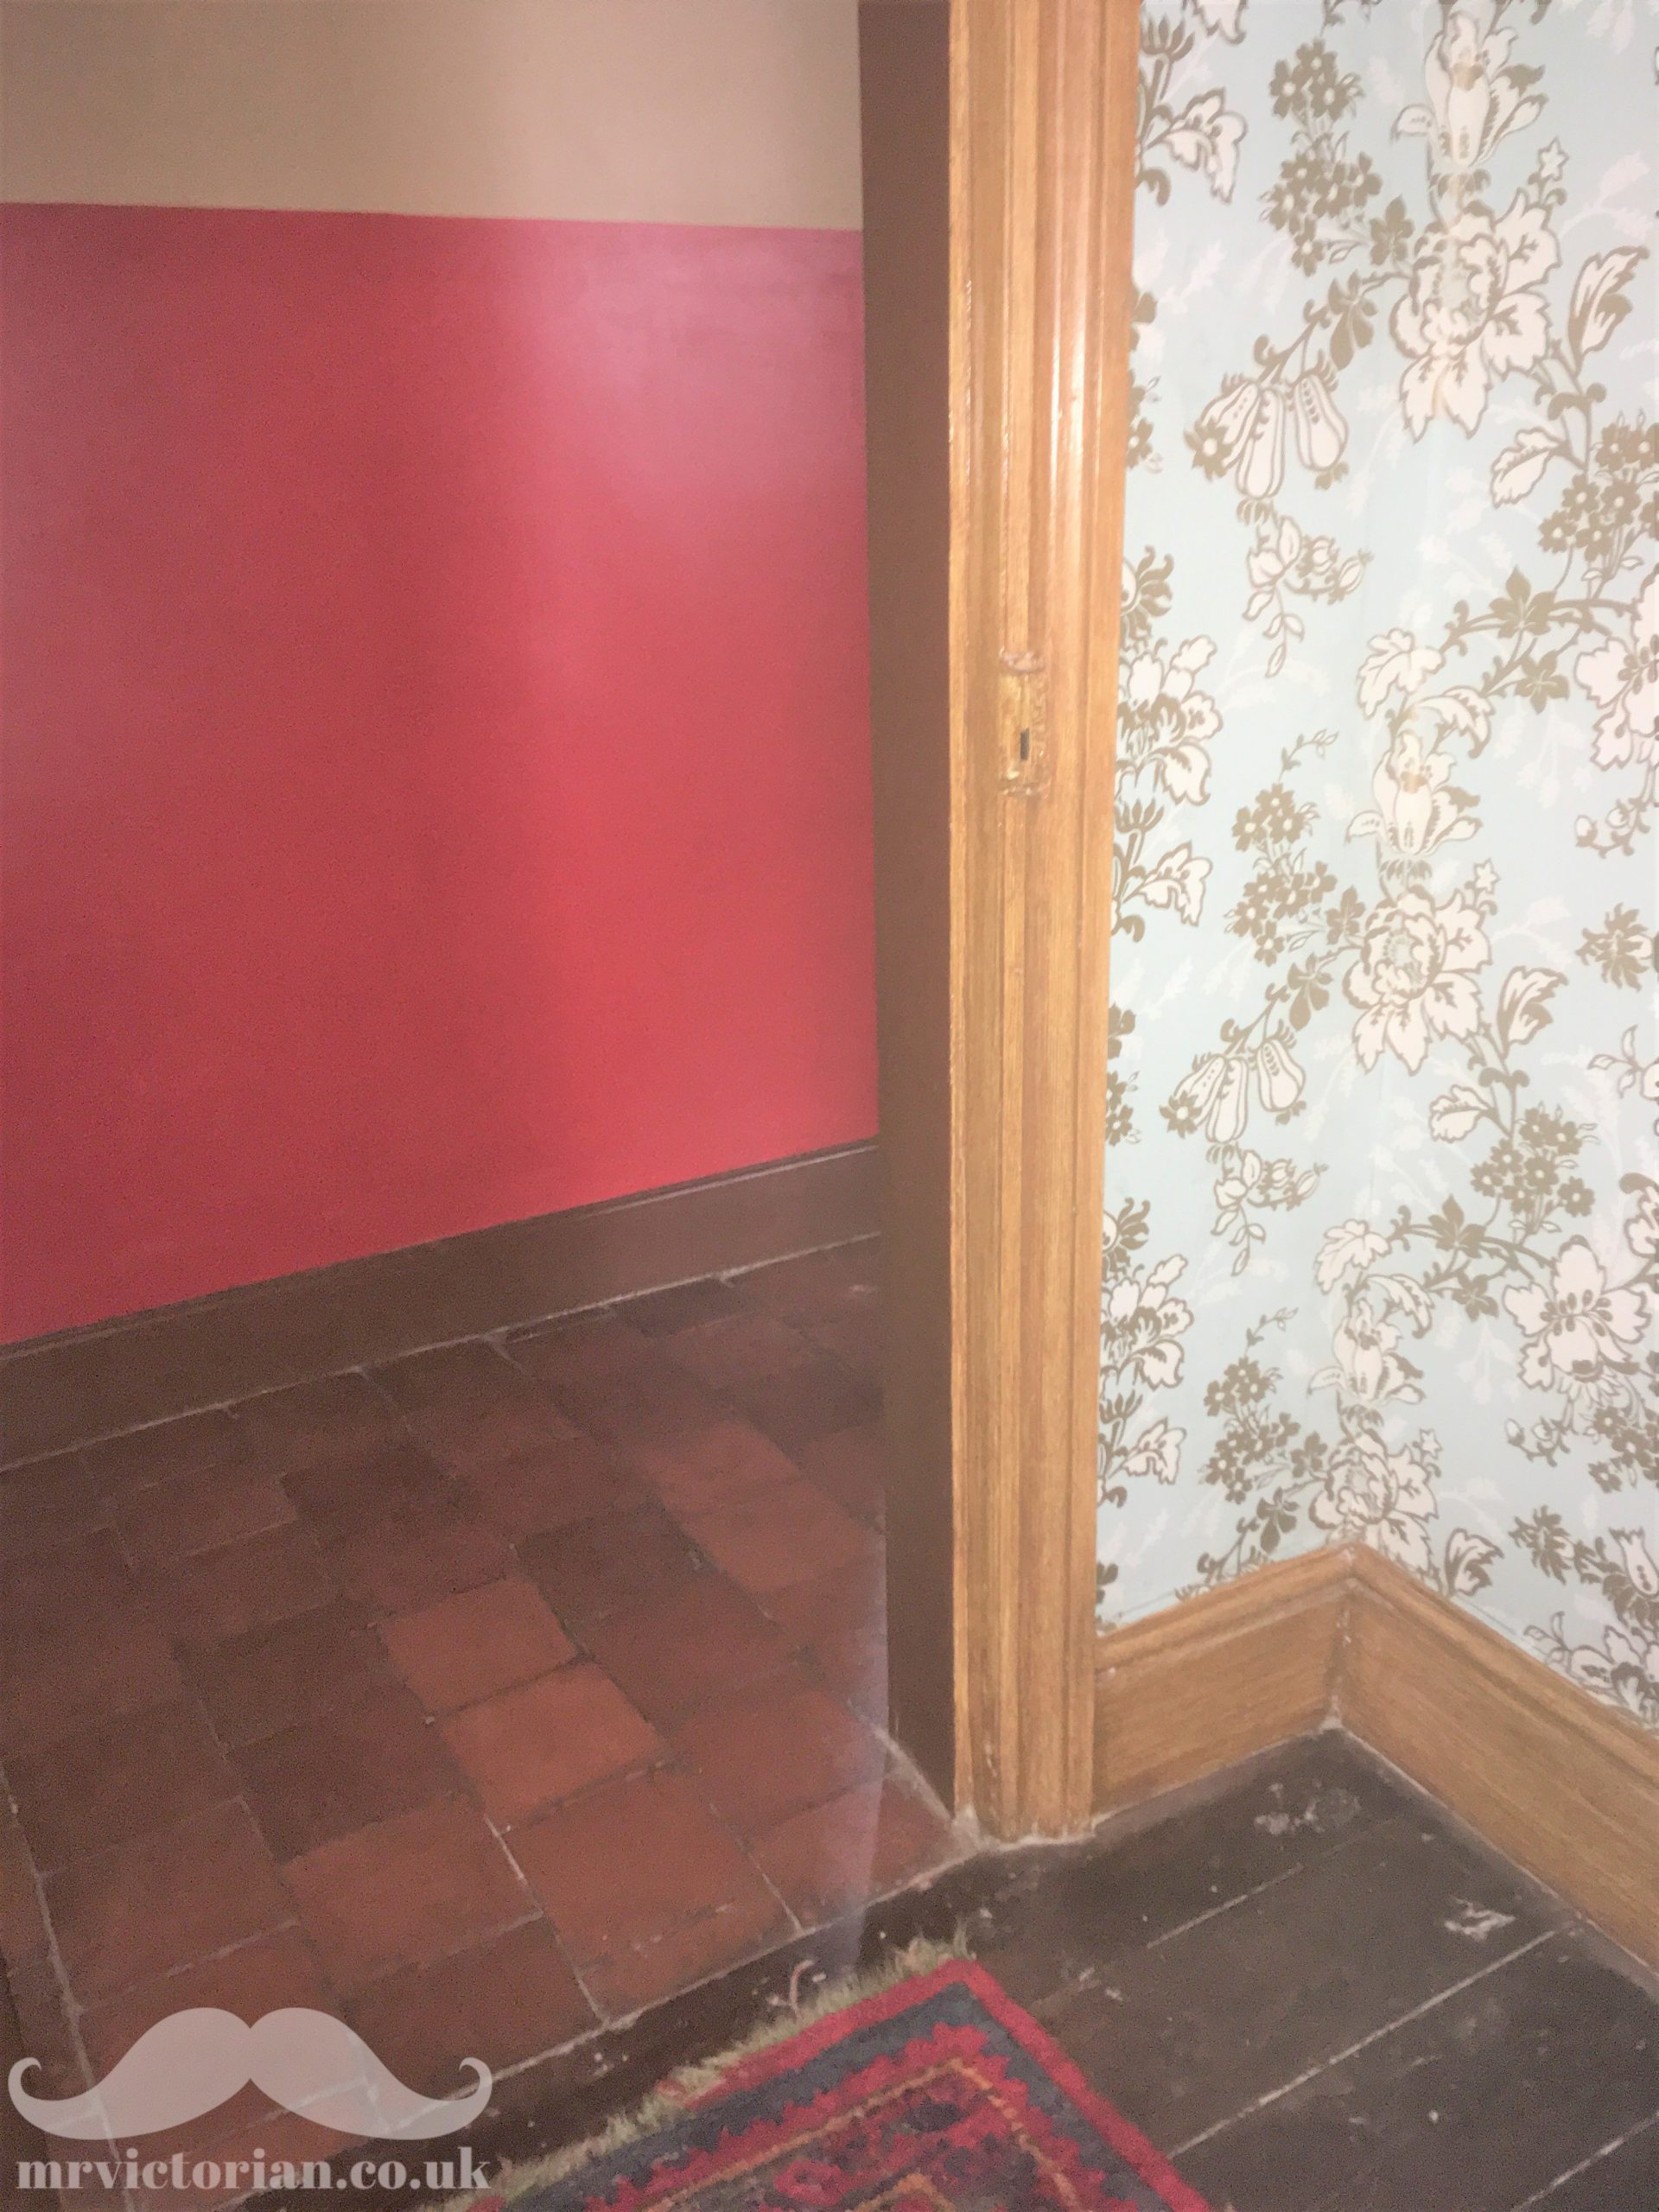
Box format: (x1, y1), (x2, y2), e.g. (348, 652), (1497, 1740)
(1509, 2110), (1659, 2212)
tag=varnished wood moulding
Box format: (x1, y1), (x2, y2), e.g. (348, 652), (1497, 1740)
(1093, 1543), (1659, 1970)
(1, 1141), (878, 1464)
(1340, 1545), (1659, 1971)
(1093, 1547), (1350, 1811)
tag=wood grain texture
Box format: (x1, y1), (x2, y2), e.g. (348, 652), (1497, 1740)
(859, 0), (956, 1802)
(950, 0), (1140, 1835)
(1093, 1548), (1350, 1811)
(1092, 1543), (1659, 1969)
(1341, 1546), (1659, 1971)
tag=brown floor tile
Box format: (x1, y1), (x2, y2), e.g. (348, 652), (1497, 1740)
(2, 1528), (137, 1638)
(346, 1917), (595, 2097)
(130, 2107), (360, 2212)
(233, 1370), (406, 1474)
(323, 1498), (518, 1617)
(809, 1616), (889, 1723)
(506, 1313), (658, 1418)
(283, 1435), (454, 1537)
(722, 1354), (881, 1456)
(663, 1313), (814, 1391)
(510, 1766), (772, 1962)
(9, 1696), (234, 1872)
(519, 1502), (707, 1628)
(46, 1801), (290, 2004)
(79, 1408), (246, 1497)
(794, 1422), (887, 1527)
(441, 1664), (662, 1825)
(748, 1776), (956, 1924)
(116, 1463), (297, 1565)
(181, 1602), (391, 1748)
(145, 1522), (339, 1649)
(79, 1925), (334, 2146)
(382, 1575), (575, 1713)
(0, 1611), (183, 1757)
(583, 1575), (795, 1729)
(233, 1681), (461, 1860)
(617, 1278), (749, 1337)
(580, 1881), (791, 2021)
(804, 1307), (883, 1378)
(464, 1429), (648, 1541)
(283, 1796), (529, 1994)
(0, 1452), (115, 1563)
(372, 1340), (575, 1470)
(681, 1478), (878, 1597)
(8, 1953), (86, 2102)
(674, 1671), (886, 1840)
(579, 1360), (730, 1457)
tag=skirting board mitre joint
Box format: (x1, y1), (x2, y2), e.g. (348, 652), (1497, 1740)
(1095, 1542), (1659, 1970)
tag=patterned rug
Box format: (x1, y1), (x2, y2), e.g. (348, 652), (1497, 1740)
(472, 1959), (1211, 2212)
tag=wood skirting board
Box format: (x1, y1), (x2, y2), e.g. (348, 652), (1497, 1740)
(1096, 1544), (1659, 1971)
(0, 1141), (879, 1465)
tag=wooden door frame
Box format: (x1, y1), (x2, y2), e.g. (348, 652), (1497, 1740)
(864, 0), (1138, 1838)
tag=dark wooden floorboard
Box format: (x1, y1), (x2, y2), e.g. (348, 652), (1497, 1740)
(251, 1732), (1659, 2212)
(1181, 1934), (1659, 2211)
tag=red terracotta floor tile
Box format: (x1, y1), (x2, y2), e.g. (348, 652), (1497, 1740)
(129, 2106), (361, 2212)
(234, 1680), (463, 1860)
(721, 1354), (881, 1457)
(0, 1611), (183, 1758)
(579, 1361), (731, 1458)
(606, 1413), (799, 1519)
(323, 1498), (518, 1617)
(661, 1312), (813, 1390)
(579, 1883), (791, 2021)
(518, 1503), (707, 1628)
(8, 1696), (235, 1872)
(762, 1553), (887, 1649)
(673, 1671), (887, 1840)
(233, 1370), (406, 1474)
(0, 1792), (51, 1970)
(346, 1917), (594, 2097)
(681, 1478), (878, 1597)
(583, 1575), (795, 1729)
(382, 1575), (575, 1713)
(440, 1664), (661, 1825)
(45, 1801), (291, 2005)
(7, 1954), (87, 2108)
(116, 1463), (296, 1566)
(180, 1602), (391, 1749)
(748, 1776), (957, 1925)
(79, 1408), (246, 1497)
(464, 1429), (649, 1541)
(810, 1616), (889, 1724)
(372, 1341), (576, 1470)
(794, 1421), (887, 1527)
(804, 1306), (884, 1378)
(145, 1522), (339, 1650)
(505, 1313), (658, 1419)
(283, 1435), (454, 1537)
(283, 1796), (530, 1994)
(79, 1926), (335, 2147)
(510, 1766), (772, 1961)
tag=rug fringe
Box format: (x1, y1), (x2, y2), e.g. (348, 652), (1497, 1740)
(435, 1932), (970, 2211)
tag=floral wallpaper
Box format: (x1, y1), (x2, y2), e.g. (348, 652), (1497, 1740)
(1098, 0), (1659, 1736)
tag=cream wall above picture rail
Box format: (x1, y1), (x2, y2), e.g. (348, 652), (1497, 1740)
(1098, 0), (1659, 1746)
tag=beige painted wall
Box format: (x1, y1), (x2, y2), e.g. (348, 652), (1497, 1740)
(1, 0), (862, 226)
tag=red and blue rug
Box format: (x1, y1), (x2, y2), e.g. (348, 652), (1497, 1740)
(480, 1959), (1210, 2212)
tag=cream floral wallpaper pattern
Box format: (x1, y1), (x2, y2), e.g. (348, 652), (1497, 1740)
(1099, 0), (1659, 1736)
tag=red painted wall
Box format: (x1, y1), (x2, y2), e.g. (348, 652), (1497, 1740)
(1, 203), (876, 1338)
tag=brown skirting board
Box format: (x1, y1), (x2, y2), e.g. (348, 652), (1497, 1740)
(0, 1140), (879, 1465)
(1095, 1544), (1659, 1971)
